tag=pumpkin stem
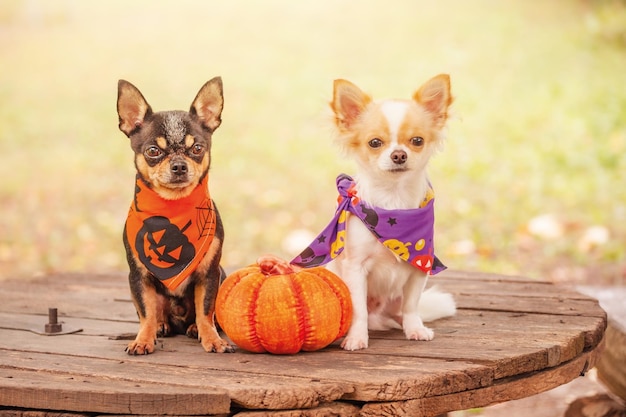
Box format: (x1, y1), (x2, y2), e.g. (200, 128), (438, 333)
(257, 255), (301, 276)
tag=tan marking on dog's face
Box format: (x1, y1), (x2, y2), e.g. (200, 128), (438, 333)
(156, 137), (167, 150)
(184, 134), (195, 148)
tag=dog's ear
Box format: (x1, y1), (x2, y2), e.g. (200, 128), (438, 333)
(117, 80), (153, 137)
(331, 79), (372, 130)
(413, 74), (453, 128)
(190, 77), (223, 133)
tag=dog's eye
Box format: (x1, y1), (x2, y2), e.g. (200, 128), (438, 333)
(368, 138), (383, 148)
(145, 146), (163, 158)
(410, 137), (424, 147)
(190, 143), (204, 156)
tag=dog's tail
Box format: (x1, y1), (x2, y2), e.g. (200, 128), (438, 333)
(418, 285), (457, 322)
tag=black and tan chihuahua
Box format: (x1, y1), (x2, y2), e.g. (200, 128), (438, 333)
(117, 78), (234, 354)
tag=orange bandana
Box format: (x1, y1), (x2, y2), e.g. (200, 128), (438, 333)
(125, 175), (216, 291)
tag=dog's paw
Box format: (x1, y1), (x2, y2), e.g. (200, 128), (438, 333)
(157, 321), (171, 337)
(403, 313), (434, 341)
(340, 336), (369, 351)
(185, 323), (199, 339)
(125, 338), (156, 355)
(341, 321), (369, 350)
(404, 326), (434, 341)
(194, 319), (235, 352)
(201, 336), (235, 353)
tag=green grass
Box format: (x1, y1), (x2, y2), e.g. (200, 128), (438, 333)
(1, 0), (625, 284)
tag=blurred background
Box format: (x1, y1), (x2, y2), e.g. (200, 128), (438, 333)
(0, 0), (624, 285)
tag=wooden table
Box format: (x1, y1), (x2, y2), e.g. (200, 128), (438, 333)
(0, 270), (606, 416)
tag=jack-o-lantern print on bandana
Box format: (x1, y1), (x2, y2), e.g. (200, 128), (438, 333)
(125, 175), (216, 290)
(291, 174), (446, 275)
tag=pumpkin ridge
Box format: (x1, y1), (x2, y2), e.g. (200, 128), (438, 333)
(308, 267), (352, 340)
(297, 270), (340, 351)
(246, 273), (266, 353)
(288, 273), (309, 352)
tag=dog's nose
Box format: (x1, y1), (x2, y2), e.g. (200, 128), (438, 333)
(171, 161), (188, 175)
(390, 150), (407, 165)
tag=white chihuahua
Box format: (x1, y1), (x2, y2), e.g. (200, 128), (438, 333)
(292, 74), (456, 350)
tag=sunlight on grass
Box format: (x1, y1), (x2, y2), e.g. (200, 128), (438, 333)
(0, 0), (624, 284)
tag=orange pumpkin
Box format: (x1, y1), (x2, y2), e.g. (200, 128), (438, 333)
(216, 255), (352, 354)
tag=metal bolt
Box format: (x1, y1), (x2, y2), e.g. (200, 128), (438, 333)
(45, 308), (63, 334)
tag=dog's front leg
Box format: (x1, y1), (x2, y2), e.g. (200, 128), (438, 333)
(193, 279), (235, 353)
(127, 277), (159, 355)
(401, 270), (434, 341)
(338, 261), (370, 351)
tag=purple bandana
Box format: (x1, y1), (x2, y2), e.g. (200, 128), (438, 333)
(291, 174), (446, 275)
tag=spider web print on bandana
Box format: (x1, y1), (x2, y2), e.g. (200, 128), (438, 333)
(291, 174), (446, 275)
(125, 175), (216, 291)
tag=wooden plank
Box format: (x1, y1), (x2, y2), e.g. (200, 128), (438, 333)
(0, 312), (137, 336)
(438, 270), (554, 283)
(431, 309), (606, 350)
(0, 368), (230, 415)
(451, 293), (606, 318)
(435, 278), (606, 315)
(232, 401), (361, 416)
(359, 347), (603, 417)
(438, 275), (588, 298)
(187, 350), (490, 403)
(0, 274), (134, 321)
(0, 411), (92, 417)
(359, 331), (583, 380)
(0, 343), (349, 411)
